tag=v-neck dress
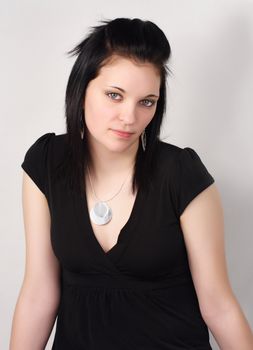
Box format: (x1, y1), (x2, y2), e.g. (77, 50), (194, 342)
(21, 132), (215, 349)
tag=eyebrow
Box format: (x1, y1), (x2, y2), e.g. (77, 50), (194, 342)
(107, 85), (159, 98)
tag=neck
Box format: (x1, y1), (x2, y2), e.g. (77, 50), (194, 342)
(87, 138), (139, 182)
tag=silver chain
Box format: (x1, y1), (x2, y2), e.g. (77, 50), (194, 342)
(87, 165), (133, 202)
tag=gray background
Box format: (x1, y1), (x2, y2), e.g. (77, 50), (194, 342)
(1, 1), (252, 349)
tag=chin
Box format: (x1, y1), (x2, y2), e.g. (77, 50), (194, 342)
(102, 139), (134, 152)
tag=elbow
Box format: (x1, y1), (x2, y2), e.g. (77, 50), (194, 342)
(199, 291), (238, 324)
(19, 281), (61, 315)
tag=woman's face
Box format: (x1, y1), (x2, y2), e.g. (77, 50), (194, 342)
(83, 55), (161, 154)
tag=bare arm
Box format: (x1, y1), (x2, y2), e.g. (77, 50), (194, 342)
(180, 183), (253, 349)
(9, 171), (61, 350)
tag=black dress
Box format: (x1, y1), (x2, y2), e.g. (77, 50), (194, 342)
(21, 132), (215, 349)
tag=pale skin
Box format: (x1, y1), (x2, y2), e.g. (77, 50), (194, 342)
(180, 184), (253, 348)
(9, 174), (61, 349)
(10, 55), (253, 349)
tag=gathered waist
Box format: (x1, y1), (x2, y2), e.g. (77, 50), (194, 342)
(61, 268), (194, 292)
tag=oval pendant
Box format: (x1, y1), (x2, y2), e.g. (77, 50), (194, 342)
(89, 201), (112, 225)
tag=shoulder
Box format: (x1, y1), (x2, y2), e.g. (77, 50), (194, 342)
(157, 140), (193, 177)
(50, 132), (68, 158)
(157, 139), (182, 166)
(21, 132), (69, 193)
(158, 139), (183, 155)
(53, 132), (68, 146)
(158, 140), (215, 219)
(157, 140), (212, 174)
(22, 132), (69, 164)
(158, 139), (205, 159)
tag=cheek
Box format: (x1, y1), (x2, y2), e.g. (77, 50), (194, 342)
(85, 105), (115, 126)
(139, 108), (156, 127)
(84, 97), (117, 132)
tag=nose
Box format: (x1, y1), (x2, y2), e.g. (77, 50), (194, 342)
(119, 102), (136, 125)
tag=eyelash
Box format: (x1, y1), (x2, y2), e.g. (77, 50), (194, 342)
(106, 92), (156, 107)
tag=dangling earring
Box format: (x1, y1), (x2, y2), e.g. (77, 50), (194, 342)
(80, 111), (84, 140)
(141, 128), (146, 151)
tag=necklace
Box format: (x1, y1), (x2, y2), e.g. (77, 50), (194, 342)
(87, 165), (133, 226)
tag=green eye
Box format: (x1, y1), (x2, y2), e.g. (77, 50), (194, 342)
(106, 92), (155, 107)
(141, 99), (155, 107)
(107, 92), (121, 100)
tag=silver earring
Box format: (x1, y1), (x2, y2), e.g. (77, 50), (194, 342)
(141, 129), (146, 151)
(80, 112), (84, 140)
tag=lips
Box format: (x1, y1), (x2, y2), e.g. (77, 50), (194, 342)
(111, 129), (134, 138)
(113, 129), (134, 134)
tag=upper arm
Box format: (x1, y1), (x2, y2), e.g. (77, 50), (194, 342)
(21, 170), (60, 308)
(179, 183), (234, 319)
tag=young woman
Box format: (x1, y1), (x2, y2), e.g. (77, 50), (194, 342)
(10, 17), (253, 349)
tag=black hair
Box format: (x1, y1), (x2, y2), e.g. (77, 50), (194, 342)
(59, 17), (172, 198)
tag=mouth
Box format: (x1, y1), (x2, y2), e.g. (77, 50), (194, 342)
(111, 129), (134, 138)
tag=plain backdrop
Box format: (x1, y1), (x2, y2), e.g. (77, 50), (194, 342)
(1, 1), (253, 349)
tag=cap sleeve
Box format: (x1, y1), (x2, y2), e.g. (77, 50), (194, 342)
(21, 132), (55, 195)
(170, 147), (215, 219)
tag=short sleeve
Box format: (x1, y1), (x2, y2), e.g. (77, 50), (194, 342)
(21, 132), (55, 195)
(170, 147), (215, 219)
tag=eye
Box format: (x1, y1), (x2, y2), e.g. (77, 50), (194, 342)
(106, 92), (122, 100)
(141, 99), (156, 107)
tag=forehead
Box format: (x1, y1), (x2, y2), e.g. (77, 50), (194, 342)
(94, 55), (161, 90)
(100, 55), (160, 75)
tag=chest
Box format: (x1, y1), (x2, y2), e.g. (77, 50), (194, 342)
(85, 181), (138, 254)
(50, 173), (189, 278)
